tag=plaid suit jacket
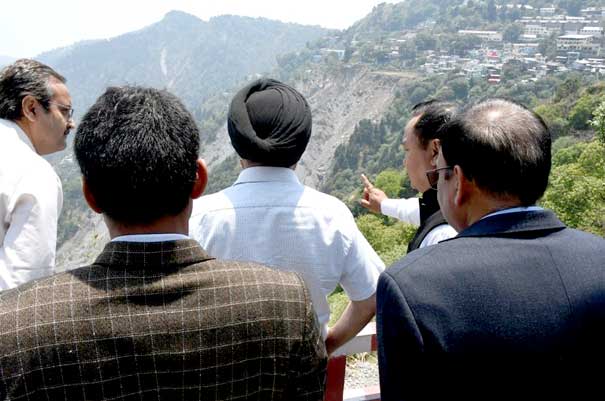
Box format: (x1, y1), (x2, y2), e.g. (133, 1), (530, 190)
(0, 239), (326, 400)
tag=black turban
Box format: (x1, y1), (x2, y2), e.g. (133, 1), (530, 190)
(227, 78), (312, 167)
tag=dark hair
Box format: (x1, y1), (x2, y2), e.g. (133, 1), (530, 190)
(0, 59), (66, 120)
(410, 100), (457, 149)
(75, 86), (200, 224)
(440, 99), (551, 205)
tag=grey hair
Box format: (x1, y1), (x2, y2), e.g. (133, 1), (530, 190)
(0, 59), (66, 121)
(440, 99), (551, 205)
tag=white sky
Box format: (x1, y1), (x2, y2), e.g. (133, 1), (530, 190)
(0, 0), (400, 58)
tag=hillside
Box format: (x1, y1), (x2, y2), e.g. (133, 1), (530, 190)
(345, 0), (605, 38)
(54, 0), (605, 269)
(40, 11), (330, 124)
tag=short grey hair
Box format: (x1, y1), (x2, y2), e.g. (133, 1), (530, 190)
(0, 59), (66, 121)
(440, 99), (551, 205)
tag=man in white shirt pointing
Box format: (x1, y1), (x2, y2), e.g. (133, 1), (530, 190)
(0, 59), (74, 290)
(361, 100), (457, 251)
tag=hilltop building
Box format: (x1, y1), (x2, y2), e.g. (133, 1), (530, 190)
(557, 34), (601, 56)
(458, 30), (503, 42)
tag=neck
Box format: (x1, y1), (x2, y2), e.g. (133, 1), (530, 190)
(14, 118), (36, 146)
(104, 206), (191, 239)
(240, 159), (296, 170)
(463, 196), (523, 229)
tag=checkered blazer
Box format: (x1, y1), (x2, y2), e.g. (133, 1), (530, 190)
(0, 239), (327, 400)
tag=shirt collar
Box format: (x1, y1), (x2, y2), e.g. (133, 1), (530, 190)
(111, 233), (190, 242)
(233, 166), (301, 186)
(480, 206), (543, 221)
(452, 208), (565, 239)
(1, 118), (36, 153)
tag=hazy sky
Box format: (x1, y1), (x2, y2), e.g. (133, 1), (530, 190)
(1, 0), (399, 58)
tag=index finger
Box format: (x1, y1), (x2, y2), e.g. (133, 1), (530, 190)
(361, 174), (373, 189)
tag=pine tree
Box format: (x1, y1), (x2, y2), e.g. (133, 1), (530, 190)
(487, 0), (497, 21)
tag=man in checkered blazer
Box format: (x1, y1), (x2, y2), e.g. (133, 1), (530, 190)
(0, 86), (327, 401)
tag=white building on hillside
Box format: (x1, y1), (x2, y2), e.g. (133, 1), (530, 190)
(540, 7), (556, 16)
(458, 30), (502, 42)
(557, 34), (600, 55)
(580, 27), (604, 38)
(524, 25), (550, 37)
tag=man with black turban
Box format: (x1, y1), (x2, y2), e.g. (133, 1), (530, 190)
(190, 78), (385, 355)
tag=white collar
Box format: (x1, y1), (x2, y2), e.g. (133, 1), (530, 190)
(111, 233), (190, 243)
(1, 118), (36, 153)
(233, 166), (300, 186)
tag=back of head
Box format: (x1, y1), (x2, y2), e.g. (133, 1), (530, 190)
(227, 78), (312, 167)
(74, 86), (200, 224)
(411, 100), (457, 148)
(440, 99), (551, 205)
(0, 59), (66, 121)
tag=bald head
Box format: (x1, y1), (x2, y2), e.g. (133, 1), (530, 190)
(440, 99), (551, 205)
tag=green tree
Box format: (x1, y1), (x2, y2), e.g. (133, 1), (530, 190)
(486, 0), (497, 21)
(434, 86), (456, 101)
(569, 94), (601, 130)
(409, 86), (430, 105)
(448, 34), (481, 56)
(503, 23), (523, 43)
(538, 32), (559, 60)
(542, 140), (605, 236)
(398, 41), (417, 60)
(502, 59), (526, 81)
(355, 214), (416, 266)
(374, 169), (406, 198)
(415, 32), (437, 51)
(554, 75), (582, 103)
(449, 77), (469, 100)
(561, 0), (583, 16)
(498, 4), (508, 21)
(589, 99), (605, 145)
(534, 103), (568, 139)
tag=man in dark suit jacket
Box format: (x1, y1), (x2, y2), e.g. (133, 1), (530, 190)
(0, 86), (326, 401)
(377, 99), (605, 400)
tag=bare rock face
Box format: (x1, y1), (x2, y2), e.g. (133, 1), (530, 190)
(296, 66), (403, 188)
(56, 211), (108, 272)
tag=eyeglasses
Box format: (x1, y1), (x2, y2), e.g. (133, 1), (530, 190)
(48, 101), (74, 120)
(426, 166), (453, 190)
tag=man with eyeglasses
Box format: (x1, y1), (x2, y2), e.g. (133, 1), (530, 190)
(360, 100), (457, 252)
(376, 99), (605, 399)
(0, 59), (74, 290)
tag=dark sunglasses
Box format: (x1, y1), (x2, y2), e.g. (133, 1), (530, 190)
(426, 166), (453, 190)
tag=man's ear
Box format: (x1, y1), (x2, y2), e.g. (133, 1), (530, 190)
(191, 159), (208, 199)
(429, 139), (441, 167)
(453, 165), (471, 207)
(82, 178), (103, 214)
(21, 95), (38, 122)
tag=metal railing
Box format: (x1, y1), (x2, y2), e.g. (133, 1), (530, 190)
(324, 323), (380, 401)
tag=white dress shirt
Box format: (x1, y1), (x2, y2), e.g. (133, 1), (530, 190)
(190, 166), (385, 336)
(0, 119), (63, 290)
(381, 197), (457, 247)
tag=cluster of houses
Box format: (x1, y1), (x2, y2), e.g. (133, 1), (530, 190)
(421, 48), (605, 85)
(314, 5), (605, 84)
(430, 6), (605, 82)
